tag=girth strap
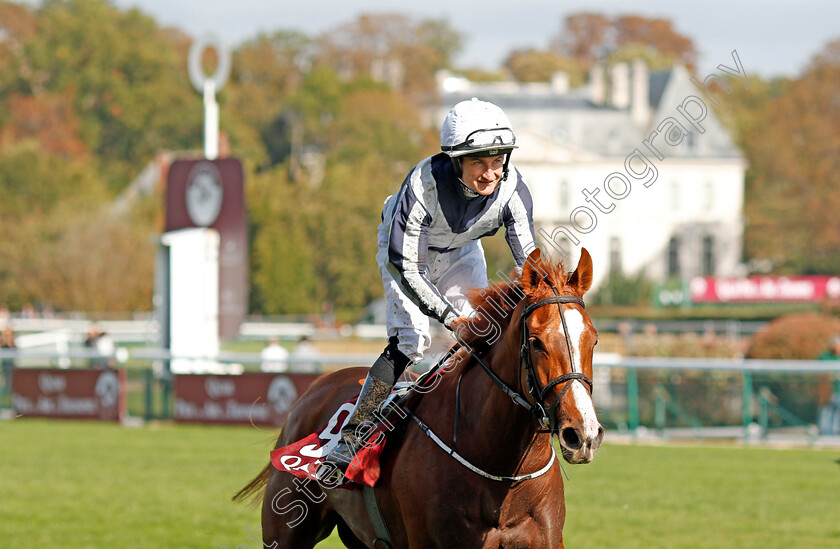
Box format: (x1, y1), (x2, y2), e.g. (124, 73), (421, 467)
(363, 486), (394, 549)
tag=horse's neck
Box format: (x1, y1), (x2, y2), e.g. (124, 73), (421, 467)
(456, 324), (553, 473)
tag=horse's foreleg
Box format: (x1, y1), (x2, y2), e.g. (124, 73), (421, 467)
(261, 468), (335, 548)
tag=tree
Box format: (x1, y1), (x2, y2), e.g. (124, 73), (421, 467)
(551, 12), (611, 68)
(606, 43), (683, 72)
(248, 83), (437, 315)
(315, 14), (461, 98)
(311, 87), (436, 311)
(551, 12), (697, 71)
(0, 137), (155, 311)
(0, 0), (189, 311)
(739, 38), (840, 274)
(249, 166), (324, 315)
(20, 0), (201, 190)
(227, 30), (313, 169)
(504, 49), (585, 84)
(613, 15), (697, 70)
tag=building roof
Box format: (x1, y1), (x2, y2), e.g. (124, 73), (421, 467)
(436, 63), (743, 161)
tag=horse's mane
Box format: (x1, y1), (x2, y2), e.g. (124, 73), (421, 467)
(460, 260), (569, 350)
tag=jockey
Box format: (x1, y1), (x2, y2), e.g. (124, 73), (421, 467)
(326, 97), (537, 473)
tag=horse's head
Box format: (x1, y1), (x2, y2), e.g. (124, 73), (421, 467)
(519, 247), (604, 464)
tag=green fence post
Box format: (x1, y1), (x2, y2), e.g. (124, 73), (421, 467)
(144, 368), (153, 422)
(742, 370), (753, 443)
(627, 368), (640, 434)
(0, 364), (9, 408)
(654, 384), (666, 436)
(758, 386), (769, 434)
(162, 377), (172, 419)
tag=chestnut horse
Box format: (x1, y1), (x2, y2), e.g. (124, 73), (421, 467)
(235, 248), (603, 548)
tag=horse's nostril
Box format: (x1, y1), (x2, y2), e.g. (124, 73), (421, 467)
(561, 427), (582, 450)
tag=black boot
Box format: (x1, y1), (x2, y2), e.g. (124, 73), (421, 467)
(325, 373), (393, 472)
(324, 339), (410, 474)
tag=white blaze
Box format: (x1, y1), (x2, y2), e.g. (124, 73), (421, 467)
(561, 309), (600, 437)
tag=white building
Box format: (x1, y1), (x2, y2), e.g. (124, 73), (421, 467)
(435, 61), (747, 290)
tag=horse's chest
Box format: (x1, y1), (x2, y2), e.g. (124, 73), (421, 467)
(481, 522), (554, 549)
(433, 495), (562, 548)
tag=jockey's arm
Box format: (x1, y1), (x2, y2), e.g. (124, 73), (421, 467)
(502, 168), (537, 267)
(387, 185), (462, 329)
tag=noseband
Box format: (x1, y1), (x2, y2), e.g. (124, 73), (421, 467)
(471, 287), (593, 434)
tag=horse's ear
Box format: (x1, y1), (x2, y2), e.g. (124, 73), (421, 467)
(568, 247), (593, 296)
(521, 248), (547, 294)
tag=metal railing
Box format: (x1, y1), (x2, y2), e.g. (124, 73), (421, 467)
(2, 348), (839, 443)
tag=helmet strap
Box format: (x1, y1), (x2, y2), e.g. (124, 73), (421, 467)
(502, 152), (511, 181)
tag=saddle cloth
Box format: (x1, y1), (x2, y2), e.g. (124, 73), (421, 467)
(269, 382), (414, 489)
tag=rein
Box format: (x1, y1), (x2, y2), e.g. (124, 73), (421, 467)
(468, 289), (593, 433)
(405, 287), (593, 482)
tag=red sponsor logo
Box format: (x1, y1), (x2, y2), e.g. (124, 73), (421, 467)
(690, 275), (840, 303)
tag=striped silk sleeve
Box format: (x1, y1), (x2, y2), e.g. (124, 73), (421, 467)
(503, 170), (537, 267)
(387, 184), (460, 327)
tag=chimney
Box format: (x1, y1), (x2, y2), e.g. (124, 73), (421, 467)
(609, 62), (630, 109)
(551, 71), (569, 94)
(589, 64), (605, 105)
(631, 59), (649, 123)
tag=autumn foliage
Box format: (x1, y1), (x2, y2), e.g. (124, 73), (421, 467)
(746, 313), (840, 360)
(0, 0), (837, 320)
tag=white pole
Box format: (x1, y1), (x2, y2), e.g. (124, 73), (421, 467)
(203, 79), (219, 160)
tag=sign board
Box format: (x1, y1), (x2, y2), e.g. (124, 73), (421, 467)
(12, 368), (126, 421)
(166, 158), (248, 340)
(173, 373), (321, 426)
(690, 275), (840, 303)
(162, 228), (220, 374)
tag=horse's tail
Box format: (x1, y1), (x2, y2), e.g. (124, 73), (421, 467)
(232, 462), (271, 505)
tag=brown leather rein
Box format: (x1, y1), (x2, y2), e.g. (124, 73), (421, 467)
(469, 287), (593, 433)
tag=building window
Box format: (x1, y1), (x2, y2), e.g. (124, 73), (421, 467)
(609, 237), (622, 274)
(667, 237), (681, 277)
(702, 235), (715, 275)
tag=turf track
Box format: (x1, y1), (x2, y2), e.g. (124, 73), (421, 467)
(1, 419), (838, 548)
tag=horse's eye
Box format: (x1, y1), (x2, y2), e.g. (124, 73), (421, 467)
(529, 337), (545, 352)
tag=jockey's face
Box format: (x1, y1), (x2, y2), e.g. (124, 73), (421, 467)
(460, 155), (504, 196)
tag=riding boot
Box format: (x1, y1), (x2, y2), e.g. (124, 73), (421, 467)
(324, 339), (410, 474)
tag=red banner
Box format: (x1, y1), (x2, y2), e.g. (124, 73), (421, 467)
(690, 275), (840, 303)
(12, 368), (126, 421)
(173, 373), (321, 426)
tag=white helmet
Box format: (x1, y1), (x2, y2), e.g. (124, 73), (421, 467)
(440, 97), (517, 158)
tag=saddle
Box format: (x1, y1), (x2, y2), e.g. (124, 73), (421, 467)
(269, 379), (424, 489)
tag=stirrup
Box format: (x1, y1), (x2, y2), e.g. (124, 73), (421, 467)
(325, 434), (361, 473)
(316, 460), (346, 484)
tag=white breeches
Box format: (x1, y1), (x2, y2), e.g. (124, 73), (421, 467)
(376, 240), (488, 364)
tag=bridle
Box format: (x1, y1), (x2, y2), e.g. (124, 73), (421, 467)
(403, 285), (594, 482)
(471, 286), (593, 434)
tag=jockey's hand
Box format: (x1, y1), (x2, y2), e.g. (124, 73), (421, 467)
(447, 316), (471, 334)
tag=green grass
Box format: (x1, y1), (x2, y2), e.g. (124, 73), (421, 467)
(563, 443), (840, 548)
(1, 420), (838, 548)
